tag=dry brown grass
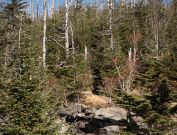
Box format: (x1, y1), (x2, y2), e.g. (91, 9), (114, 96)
(127, 88), (145, 100)
(80, 91), (112, 108)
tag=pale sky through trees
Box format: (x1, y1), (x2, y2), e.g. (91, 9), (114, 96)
(3, 0), (172, 15)
(28, 0), (172, 14)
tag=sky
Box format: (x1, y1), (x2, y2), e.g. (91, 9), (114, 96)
(3, 0), (172, 15)
(26, 0), (171, 13)
(25, 0), (106, 15)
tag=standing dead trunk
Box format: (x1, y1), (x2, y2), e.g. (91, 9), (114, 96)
(18, 14), (24, 80)
(154, 6), (159, 60)
(36, 0), (39, 19)
(85, 46), (88, 61)
(65, 0), (69, 59)
(51, 0), (55, 17)
(150, 0), (159, 60)
(70, 22), (75, 55)
(130, 0), (135, 8)
(32, 1), (34, 21)
(58, 2), (60, 16)
(70, 22), (76, 86)
(18, 15), (23, 49)
(120, 0), (125, 6)
(128, 48), (132, 62)
(108, 0), (114, 51)
(4, 46), (8, 72)
(42, 0), (47, 68)
(154, 28), (159, 60)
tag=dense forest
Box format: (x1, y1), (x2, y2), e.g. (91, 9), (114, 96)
(0, 0), (177, 135)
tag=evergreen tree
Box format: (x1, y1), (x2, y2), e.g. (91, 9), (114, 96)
(1, 24), (57, 135)
(0, 1), (57, 134)
(90, 25), (104, 95)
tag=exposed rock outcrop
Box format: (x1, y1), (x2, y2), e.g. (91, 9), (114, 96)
(58, 103), (149, 135)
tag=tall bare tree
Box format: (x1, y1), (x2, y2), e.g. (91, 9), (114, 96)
(51, 0), (55, 17)
(36, 0), (39, 19)
(120, 0), (125, 6)
(42, 0), (47, 68)
(153, 0), (159, 60)
(108, 0), (114, 50)
(85, 46), (88, 61)
(65, 0), (69, 59)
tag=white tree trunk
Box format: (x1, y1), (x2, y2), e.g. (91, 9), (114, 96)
(32, 1), (35, 21)
(51, 0), (55, 17)
(85, 46), (88, 61)
(120, 0), (125, 6)
(58, 2), (60, 16)
(130, 0), (135, 8)
(18, 15), (23, 49)
(128, 48), (132, 62)
(65, 0), (70, 59)
(152, 0), (159, 60)
(70, 22), (76, 86)
(154, 10), (159, 60)
(43, 0), (47, 68)
(108, 0), (114, 51)
(36, 0), (39, 19)
(155, 27), (159, 60)
(70, 22), (75, 55)
(4, 46), (8, 72)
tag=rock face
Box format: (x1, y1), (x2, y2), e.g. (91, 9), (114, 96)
(58, 103), (149, 135)
(95, 107), (127, 121)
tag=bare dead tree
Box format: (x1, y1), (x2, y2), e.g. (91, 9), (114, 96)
(113, 32), (141, 93)
(51, 0), (55, 17)
(36, 0), (39, 19)
(84, 46), (88, 61)
(113, 49), (138, 93)
(108, 0), (114, 51)
(42, 0), (47, 68)
(120, 0), (126, 6)
(65, 0), (70, 59)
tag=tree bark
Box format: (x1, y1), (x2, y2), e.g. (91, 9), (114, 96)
(85, 46), (88, 61)
(51, 0), (55, 17)
(43, 0), (47, 68)
(32, 1), (34, 21)
(108, 0), (114, 51)
(65, 0), (69, 59)
(18, 15), (23, 49)
(70, 22), (75, 56)
(36, 0), (39, 19)
(120, 0), (125, 6)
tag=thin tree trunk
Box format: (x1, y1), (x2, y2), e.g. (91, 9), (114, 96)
(70, 22), (76, 86)
(85, 46), (88, 61)
(4, 46), (8, 72)
(154, 13), (159, 60)
(18, 15), (23, 49)
(155, 26), (159, 60)
(65, 0), (69, 59)
(43, 0), (47, 68)
(153, 0), (159, 60)
(70, 22), (75, 55)
(18, 14), (23, 80)
(58, 2), (60, 16)
(120, 0), (125, 6)
(36, 0), (39, 19)
(108, 0), (114, 51)
(51, 0), (55, 17)
(32, 1), (35, 21)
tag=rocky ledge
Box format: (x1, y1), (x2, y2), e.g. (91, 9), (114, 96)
(58, 103), (149, 135)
